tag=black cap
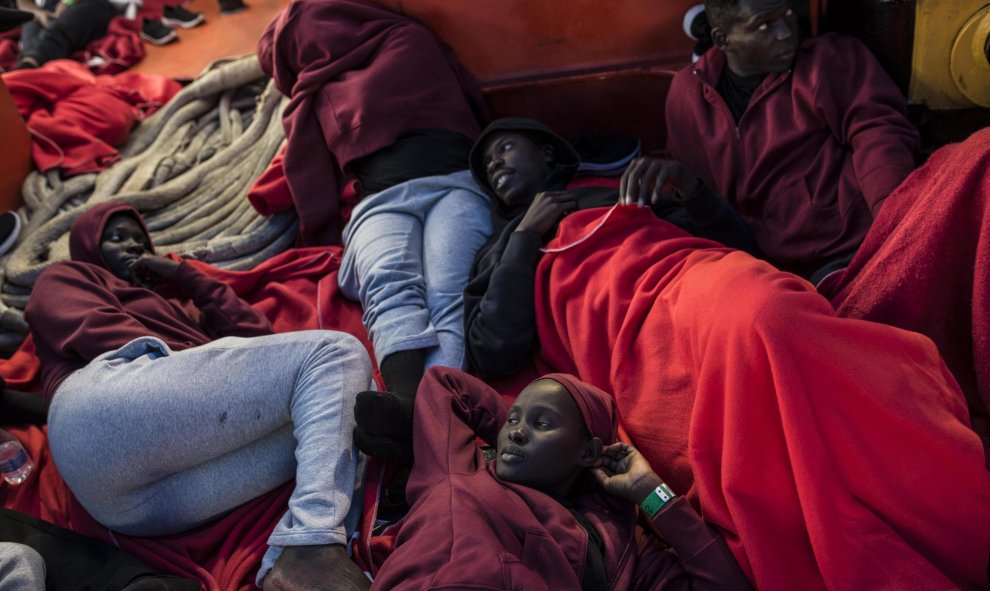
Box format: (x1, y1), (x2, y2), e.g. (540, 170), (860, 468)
(469, 117), (581, 195)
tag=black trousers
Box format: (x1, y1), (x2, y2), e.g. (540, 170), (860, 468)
(20, 0), (118, 65)
(0, 509), (199, 591)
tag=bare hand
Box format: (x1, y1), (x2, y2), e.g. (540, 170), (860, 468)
(515, 190), (577, 237)
(131, 255), (180, 288)
(619, 157), (701, 207)
(591, 442), (666, 505)
(33, 9), (53, 26)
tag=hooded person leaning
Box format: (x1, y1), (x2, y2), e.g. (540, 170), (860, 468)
(24, 202), (374, 591)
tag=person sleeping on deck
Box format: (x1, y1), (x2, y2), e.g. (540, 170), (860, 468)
(463, 117), (757, 380)
(655, 0), (990, 449)
(23, 202), (374, 591)
(370, 368), (753, 591)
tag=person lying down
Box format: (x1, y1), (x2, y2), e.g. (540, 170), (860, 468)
(370, 368), (753, 590)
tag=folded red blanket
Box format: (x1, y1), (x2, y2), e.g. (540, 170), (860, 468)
(3, 59), (178, 175)
(823, 127), (990, 448)
(0, 246), (374, 591)
(534, 205), (990, 590)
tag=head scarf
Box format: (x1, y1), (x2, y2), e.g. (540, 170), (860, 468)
(539, 373), (618, 444)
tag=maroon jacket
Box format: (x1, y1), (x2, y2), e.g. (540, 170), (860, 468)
(24, 203), (272, 407)
(666, 33), (919, 276)
(371, 368), (751, 590)
(257, 0), (487, 245)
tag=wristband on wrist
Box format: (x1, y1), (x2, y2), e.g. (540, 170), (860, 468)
(640, 482), (676, 517)
(62, 0), (74, 7)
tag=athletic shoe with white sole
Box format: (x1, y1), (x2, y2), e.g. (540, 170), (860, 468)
(162, 5), (204, 28)
(140, 18), (178, 45)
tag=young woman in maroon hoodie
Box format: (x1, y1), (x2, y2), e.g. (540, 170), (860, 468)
(24, 203), (373, 591)
(371, 368), (752, 590)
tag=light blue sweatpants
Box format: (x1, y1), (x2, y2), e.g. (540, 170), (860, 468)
(47, 331), (373, 582)
(0, 543), (44, 591)
(339, 169), (493, 370)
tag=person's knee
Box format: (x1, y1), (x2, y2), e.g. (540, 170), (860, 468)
(0, 543), (45, 590)
(312, 332), (372, 376)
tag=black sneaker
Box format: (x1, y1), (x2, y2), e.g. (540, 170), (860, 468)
(162, 5), (204, 29)
(0, 211), (22, 257)
(140, 19), (178, 45)
(218, 0), (246, 14)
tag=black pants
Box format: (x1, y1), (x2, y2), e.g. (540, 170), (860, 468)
(20, 0), (118, 66)
(0, 509), (199, 591)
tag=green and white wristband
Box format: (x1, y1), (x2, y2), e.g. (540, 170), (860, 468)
(640, 482), (676, 517)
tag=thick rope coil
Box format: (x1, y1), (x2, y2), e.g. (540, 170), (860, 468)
(0, 55), (295, 351)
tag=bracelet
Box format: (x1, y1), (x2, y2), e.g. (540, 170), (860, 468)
(62, 0), (74, 6)
(640, 482), (676, 517)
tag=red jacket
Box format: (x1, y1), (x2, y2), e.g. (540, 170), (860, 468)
(666, 33), (919, 276)
(371, 368), (751, 591)
(24, 203), (272, 407)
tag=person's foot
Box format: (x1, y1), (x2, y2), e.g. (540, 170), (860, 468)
(162, 5), (204, 28)
(140, 19), (178, 45)
(218, 0), (246, 14)
(353, 390), (414, 464)
(0, 211), (22, 257)
(263, 544), (370, 591)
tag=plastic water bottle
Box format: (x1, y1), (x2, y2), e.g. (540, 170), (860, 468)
(0, 429), (34, 485)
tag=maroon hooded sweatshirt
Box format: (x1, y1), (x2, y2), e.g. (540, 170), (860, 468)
(24, 202), (272, 408)
(371, 368), (751, 590)
(665, 33), (919, 277)
(256, 0), (487, 245)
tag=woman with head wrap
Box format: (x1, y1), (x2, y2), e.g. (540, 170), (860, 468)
(369, 367), (752, 590)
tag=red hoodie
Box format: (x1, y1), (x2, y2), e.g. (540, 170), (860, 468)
(24, 203), (272, 408)
(371, 368), (751, 590)
(665, 33), (919, 276)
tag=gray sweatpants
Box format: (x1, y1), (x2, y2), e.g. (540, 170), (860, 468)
(47, 331), (373, 582)
(0, 543), (44, 591)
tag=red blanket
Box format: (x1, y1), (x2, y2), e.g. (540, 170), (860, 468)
(0, 247), (375, 591)
(822, 127), (990, 448)
(2, 59), (177, 175)
(534, 206), (990, 590)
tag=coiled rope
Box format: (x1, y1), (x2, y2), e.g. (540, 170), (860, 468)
(0, 55), (296, 351)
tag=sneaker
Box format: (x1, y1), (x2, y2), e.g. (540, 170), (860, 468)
(162, 5), (204, 28)
(0, 211), (22, 257)
(218, 0), (246, 14)
(140, 19), (178, 45)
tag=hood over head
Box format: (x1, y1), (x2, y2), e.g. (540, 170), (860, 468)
(469, 118), (580, 215)
(539, 373), (618, 444)
(69, 202), (154, 268)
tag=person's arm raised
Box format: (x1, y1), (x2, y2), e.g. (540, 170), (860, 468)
(405, 369), (508, 497)
(593, 443), (753, 591)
